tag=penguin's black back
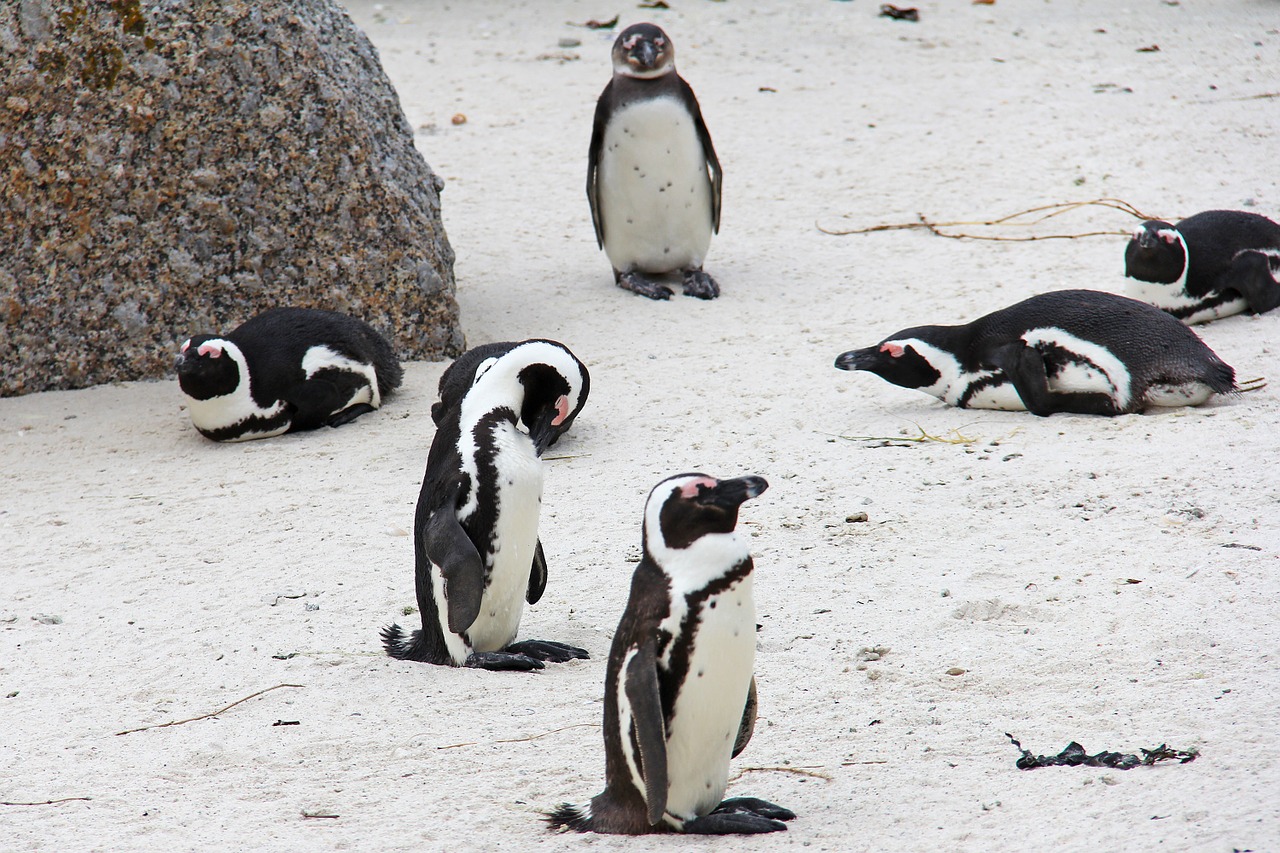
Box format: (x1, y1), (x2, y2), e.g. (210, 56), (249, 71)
(1176, 210), (1280, 294)
(965, 290), (1234, 392)
(228, 308), (403, 408)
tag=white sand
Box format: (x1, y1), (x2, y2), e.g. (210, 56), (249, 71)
(3, 1), (1279, 849)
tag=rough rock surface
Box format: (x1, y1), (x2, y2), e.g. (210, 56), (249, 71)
(0, 0), (461, 397)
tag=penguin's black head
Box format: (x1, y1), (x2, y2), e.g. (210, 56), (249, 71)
(1124, 220), (1186, 283)
(612, 23), (675, 79)
(175, 335), (241, 400)
(835, 333), (944, 391)
(517, 361), (574, 455)
(646, 473), (768, 551)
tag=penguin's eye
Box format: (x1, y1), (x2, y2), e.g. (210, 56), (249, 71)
(654, 38), (665, 47)
(880, 343), (906, 358)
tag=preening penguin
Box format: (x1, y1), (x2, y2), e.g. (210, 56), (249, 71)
(548, 473), (795, 835)
(1124, 209), (1280, 324)
(587, 23), (723, 301)
(175, 307), (402, 442)
(430, 339), (590, 449)
(835, 290), (1236, 416)
(381, 340), (591, 671)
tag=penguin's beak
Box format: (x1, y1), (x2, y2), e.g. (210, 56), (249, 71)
(175, 352), (194, 374)
(700, 476), (769, 509)
(834, 348), (875, 371)
(528, 398), (568, 456)
(632, 41), (658, 70)
(1136, 230), (1156, 251)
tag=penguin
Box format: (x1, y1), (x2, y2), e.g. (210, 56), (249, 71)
(1124, 209), (1280, 324)
(587, 23), (723, 301)
(381, 340), (591, 671)
(834, 289), (1236, 416)
(548, 473), (795, 835)
(430, 339), (590, 449)
(175, 307), (402, 442)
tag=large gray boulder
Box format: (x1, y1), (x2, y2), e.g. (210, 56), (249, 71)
(0, 0), (462, 397)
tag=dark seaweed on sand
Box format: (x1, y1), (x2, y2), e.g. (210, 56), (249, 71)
(1006, 734), (1198, 770)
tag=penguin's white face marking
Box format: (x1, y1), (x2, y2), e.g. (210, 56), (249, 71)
(598, 97), (713, 274)
(300, 344), (380, 409)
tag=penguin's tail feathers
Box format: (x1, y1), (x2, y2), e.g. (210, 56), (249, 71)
(380, 623), (431, 661)
(546, 802), (593, 833)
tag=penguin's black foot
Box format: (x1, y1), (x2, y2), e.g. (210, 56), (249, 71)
(326, 403), (376, 428)
(683, 809), (788, 835)
(617, 271), (673, 301)
(464, 651), (545, 671)
(505, 639), (590, 663)
(681, 268), (720, 300)
(714, 797), (796, 822)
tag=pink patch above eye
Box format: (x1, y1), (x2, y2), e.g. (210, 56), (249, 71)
(881, 343), (906, 358)
(1158, 229), (1179, 244)
(679, 476), (718, 499)
(551, 395), (570, 426)
(197, 343), (223, 358)
(180, 340), (190, 353)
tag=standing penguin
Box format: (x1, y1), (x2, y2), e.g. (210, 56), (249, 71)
(587, 23), (723, 301)
(1124, 209), (1280, 324)
(176, 307), (402, 442)
(548, 473), (795, 834)
(381, 341), (590, 671)
(835, 290), (1236, 416)
(430, 339), (590, 449)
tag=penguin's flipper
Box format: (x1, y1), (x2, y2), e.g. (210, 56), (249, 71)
(423, 499), (485, 635)
(281, 377), (351, 429)
(625, 640), (669, 826)
(587, 85), (612, 249)
(993, 343), (1120, 416)
(526, 539), (549, 605)
(731, 676), (758, 758)
(683, 78), (722, 234)
(1224, 249), (1280, 314)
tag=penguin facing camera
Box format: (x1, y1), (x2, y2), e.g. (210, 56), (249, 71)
(430, 339), (590, 450)
(835, 289), (1236, 416)
(381, 341), (591, 671)
(175, 307), (402, 442)
(1125, 209), (1280, 324)
(587, 23), (723, 301)
(548, 473), (795, 835)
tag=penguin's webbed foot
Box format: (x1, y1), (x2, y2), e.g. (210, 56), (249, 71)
(464, 651), (545, 671)
(715, 797), (796, 822)
(505, 639), (590, 663)
(326, 403), (376, 428)
(617, 271), (673, 301)
(681, 268), (720, 300)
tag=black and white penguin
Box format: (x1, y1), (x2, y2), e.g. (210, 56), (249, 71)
(834, 289), (1236, 416)
(429, 339), (590, 449)
(381, 340), (591, 671)
(548, 473), (795, 835)
(175, 307), (402, 442)
(587, 23), (723, 301)
(1124, 209), (1280, 324)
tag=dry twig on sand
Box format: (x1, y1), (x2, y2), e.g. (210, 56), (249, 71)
(115, 684), (305, 736)
(817, 198), (1166, 241)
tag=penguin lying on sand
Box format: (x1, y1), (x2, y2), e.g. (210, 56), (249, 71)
(588, 23), (723, 301)
(835, 290), (1236, 416)
(1125, 209), (1280, 324)
(176, 307), (402, 442)
(430, 339), (590, 449)
(548, 473), (795, 835)
(381, 340), (590, 671)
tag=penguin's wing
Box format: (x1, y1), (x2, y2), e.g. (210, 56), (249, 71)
(422, 478), (485, 634)
(732, 675), (758, 758)
(587, 84), (613, 249)
(680, 77), (722, 234)
(526, 538), (548, 605)
(625, 638), (669, 825)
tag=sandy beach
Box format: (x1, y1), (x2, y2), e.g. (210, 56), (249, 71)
(3, 1), (1279, 850)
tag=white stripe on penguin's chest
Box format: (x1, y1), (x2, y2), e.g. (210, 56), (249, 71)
(599, 96), (712, 274)
(663, 575), (755, 822)
(463, 421), (543, 653)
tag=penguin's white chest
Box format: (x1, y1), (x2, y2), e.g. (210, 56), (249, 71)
(663, 575), (755, 822)
(598, 96), (713, 274)
(464, 424), (544, 653)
